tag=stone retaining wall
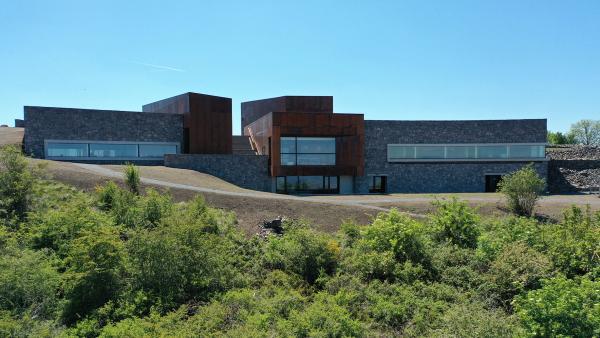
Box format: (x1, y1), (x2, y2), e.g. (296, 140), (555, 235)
(164, 154), (271, 191)
(548, 160), (600, 193)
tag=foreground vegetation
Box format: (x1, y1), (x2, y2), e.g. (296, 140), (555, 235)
(1, 147), (599, 337)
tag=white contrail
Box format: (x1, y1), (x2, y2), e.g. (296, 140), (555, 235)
(133, 61), (184, 72)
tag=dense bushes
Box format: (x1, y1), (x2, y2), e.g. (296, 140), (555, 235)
(0, 150), (599, 336)
(0, 146), (36, 226)
(514, 277), (600, 337)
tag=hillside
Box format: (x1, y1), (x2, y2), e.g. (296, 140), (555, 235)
(0, 127), (23, 147)
(1, 146), (598, 337)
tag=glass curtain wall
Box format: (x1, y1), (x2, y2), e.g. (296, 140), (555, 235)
(46, 141), (178, 159)
(276, 176), (339, 194)
(388, 144), (545, 161)
(280, 137), (336, 166)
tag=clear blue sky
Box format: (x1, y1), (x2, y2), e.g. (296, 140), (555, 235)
(1, 0), (599, 133)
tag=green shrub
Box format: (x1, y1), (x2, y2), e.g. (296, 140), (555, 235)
(487, 242), (553, 307)
(61, 226), (126, 324)
(0, 249), (60, 319)
(96, 181), (120, 211)
(0, 146), (35, 225)
(430, 244), (486, 291)
(430, 197), (480, 248)
(26, 200), (113, 258)
(477, 216), (542, 263)
(126, 222), (244, 314)
(498, 164), (546, 216)
(424, 301), (523, 337)
(514, 276), (600, 337)
(280, 292), (365, 337)
(0, 310), (62, 338)
(123, 163), (141, 195)
(541, 206), (600, 277)
(262, 223), (339, 285)
(140, 188), (173, 228)
(99, 308), (187, 338)
(342, 209), (431, 282)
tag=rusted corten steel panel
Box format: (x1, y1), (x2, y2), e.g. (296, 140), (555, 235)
(241, 96), (333, 134)
(245, 111), (364, 177)
(143, 92), (232, 154)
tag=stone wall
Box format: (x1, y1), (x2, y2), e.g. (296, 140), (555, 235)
(548, 160), (600, 193)
(358, 119), (548, 193)
(164, 154), (271, 191)
(23, 106), (183, 158)
(546, 146), (600, 193)
(356, 162), (548, 193)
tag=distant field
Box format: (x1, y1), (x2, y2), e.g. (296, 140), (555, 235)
(0, 127), (24, 147)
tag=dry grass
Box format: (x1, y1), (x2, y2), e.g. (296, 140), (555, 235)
(0, 127), (24, 147)
(101, 165), (254, 193)
(37, 159), (377, 234)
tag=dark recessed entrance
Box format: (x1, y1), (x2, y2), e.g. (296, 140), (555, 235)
(485, 174), (503, 192)
(369, 175), (387, 193)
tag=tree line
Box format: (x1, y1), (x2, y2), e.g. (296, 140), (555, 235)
(548, 119), (600, 145)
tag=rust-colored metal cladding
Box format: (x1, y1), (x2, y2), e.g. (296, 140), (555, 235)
(143, 92), (232, 154)
(241, 96), (333, 134)
(243, 96), (364, 178)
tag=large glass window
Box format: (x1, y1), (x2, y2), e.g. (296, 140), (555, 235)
(45, 141), (179, 159)
(388, 144), (545, 162)
(276, 176), (339, 194)
(415, 146), (445, 159)
(90, 143), (138, 158)
(47, 143), (88, 157)
(280, 137), (296, 153)
(296, 137), (336, 153)
(297, 154), (336, 165)
(388, 146), (415, 159)
(139, 144), (177, 158)
(280, 153), (297, 166)
(446, 146), (477, 159)
(509, 145), (545, 158)
(280, 137), (336, 166)
(478, 145), (508, 159)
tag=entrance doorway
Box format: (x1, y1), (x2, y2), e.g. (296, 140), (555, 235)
(369, 176), (387, 193)
(485, 174), (503, 192)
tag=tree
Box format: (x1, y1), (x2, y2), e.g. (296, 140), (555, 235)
(547, 131), (576, 145)
(569, 119), (600, 145)
(498, 164), (546, 217)
(124, 164), (141, 195)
